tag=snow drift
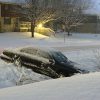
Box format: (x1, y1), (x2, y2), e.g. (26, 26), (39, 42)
(0, 72), (100, 100)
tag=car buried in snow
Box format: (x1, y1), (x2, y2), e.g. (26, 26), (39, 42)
(0, 47), (85, 78)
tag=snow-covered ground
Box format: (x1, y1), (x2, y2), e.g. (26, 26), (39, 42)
(0, 72), (100, 100)
(1, 32), (100, 99)
(1, 32), (100, 49)
(65, 49), (100, 72)
(0, 60), (51, 89)
(0, 32), (100, 88)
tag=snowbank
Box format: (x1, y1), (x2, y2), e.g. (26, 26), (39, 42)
(0, 60), (50, 88)
(0, 72), (100, 100)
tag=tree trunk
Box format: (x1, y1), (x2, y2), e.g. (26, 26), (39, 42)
(67, 29), (70, 36)
(31, 20), (35, 38)
(65, 27), (71, 36)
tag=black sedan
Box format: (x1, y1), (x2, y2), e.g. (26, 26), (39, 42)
(0, 47), (84, 78)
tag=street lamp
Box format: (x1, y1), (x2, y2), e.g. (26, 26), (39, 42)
(37, 23), (43, 28)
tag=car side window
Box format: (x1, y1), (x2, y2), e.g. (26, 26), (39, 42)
(37, 50), (51, 59)
(20, 48), (37, 55)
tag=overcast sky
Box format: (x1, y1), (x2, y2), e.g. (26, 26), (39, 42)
(86, 0), (100, 15)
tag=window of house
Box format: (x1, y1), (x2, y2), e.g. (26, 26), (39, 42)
(5, 5), (9, 10)
(4, 17), (11, 25)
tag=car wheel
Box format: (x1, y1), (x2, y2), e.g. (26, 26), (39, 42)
(13, 56), (22, 67)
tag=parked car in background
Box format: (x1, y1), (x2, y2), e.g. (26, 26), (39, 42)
(0, 47), (85, 78)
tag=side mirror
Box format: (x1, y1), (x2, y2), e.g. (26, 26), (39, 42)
(49, 59), (55, 65)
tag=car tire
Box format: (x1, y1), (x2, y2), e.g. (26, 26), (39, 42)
(13, 56), (22, 67)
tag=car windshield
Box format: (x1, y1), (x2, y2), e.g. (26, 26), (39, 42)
(51, 51), (68, 62)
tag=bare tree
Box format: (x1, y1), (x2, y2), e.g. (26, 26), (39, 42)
(61, 0), (92, 36)
(14, 0), (92, 38)
(21, 0), (39, 37)
(15, 0), (59, 38)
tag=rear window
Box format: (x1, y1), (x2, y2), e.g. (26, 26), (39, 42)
(37, 50), (51, 59)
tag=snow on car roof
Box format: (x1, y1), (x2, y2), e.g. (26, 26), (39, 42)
(20, 46), (59, 53)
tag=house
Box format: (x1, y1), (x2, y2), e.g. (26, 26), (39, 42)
(73, 15), (99, 33)
(0, 1), (20, 32)
(0, 0), (99, 34)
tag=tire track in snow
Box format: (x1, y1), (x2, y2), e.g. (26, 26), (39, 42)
(53, 45), (100, 52)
